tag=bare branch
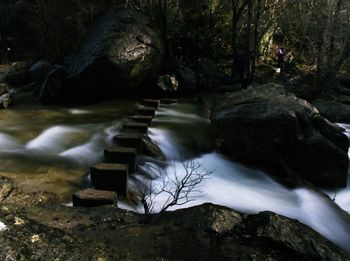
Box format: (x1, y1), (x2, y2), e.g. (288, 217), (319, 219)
(137, 159), (212, 214)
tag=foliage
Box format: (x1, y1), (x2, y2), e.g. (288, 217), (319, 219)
(0, 0), (349, 85)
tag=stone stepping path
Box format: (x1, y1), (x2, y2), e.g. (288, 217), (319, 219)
(73, 98), (177, 207)
(113, 133), (143, 153)
(130, 115), (153, 126)
(104, 147), (137, 172)
(73, 188), (117, 207)
(90, 163), (129, 196)
(140, 99), (160, 108)
(122, 122), (148, 134)
(135, 107), (156, 117)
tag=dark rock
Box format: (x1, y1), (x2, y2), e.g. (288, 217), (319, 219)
(2, 61), (28, 86)
(244, 211), (349, 260)
(0, 176), (14, 202)
(214, 83), (242, 93)
(0, 93), (10, 108)
(173, 62), (198, 94)
(122, 122), (148, 134)
(340, 78), (350, 89)
(154, 204), (349, 260)
(335, 94), (350, 106)
(140, 99), (160, 109)
(90, 163), (128, 196)
(193, 59), (226, 90)
(285, 83), (319, 102)
(113, 133), (143, 152)
(0, 207), (116, 260)
(135, 106), (156, 117)
(65, 8), (164, 100)
(0, 83), (8, 95)
(313, 99), (350, 124)
(211, 83), (349, 187)
(0, 87), (15, 108)
(130, 115), (153, 126)
(0, 178), (349, 260)
(142, 135), (166, 161)
(28, 60), (53, 83)
(157, 74), (179, 93)
(104, 147), (137, 173)
(72, 188), (117, 207)
(38, 65), (65, 104)
(254, 63), (277, 83)
(161, 98), (178, 104)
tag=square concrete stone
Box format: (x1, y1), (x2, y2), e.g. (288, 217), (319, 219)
(104, 147), (137, 173)
(90, 163), (128, 196)
(72, 188), (117, 207)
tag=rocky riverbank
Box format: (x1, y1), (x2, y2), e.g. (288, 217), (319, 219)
(0, 176), (348, 260)
(208, 82), (349, 188)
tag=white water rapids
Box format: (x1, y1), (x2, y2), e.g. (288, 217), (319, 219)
(0, 100), (349, 252)
(141, 103), (350, 253)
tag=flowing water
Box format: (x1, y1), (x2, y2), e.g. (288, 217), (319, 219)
(0, 99), (350, 253)
(0, 99), (135, 199)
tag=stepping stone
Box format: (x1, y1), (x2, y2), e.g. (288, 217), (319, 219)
(104, 147), (137, 173)
(72, 188), (117, 207)
(90, 163), (128, 196)
(113, 133), (143, 152)
(161, 98), (178, 104)
(122, 122), (148, 134)
(135, 107), (156, 117)
(130, 115), (153, 126)
(140, 99), (160, 109)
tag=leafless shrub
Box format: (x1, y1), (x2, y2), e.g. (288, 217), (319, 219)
(137, 159), (212, 214)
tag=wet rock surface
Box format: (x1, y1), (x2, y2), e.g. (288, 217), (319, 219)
(210, 83), (349, 187)
(0, 176), (348, 260)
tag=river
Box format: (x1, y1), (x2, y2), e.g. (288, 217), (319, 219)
(0, 99), (349, 253)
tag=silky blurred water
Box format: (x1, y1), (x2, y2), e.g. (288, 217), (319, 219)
(0, 99), (134, 200)
(1, 99), (350, 252)
(139, 102), (350, 253)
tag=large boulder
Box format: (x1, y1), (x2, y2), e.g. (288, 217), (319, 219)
(28, 60), (54, 83)
(211, 83), (349, 187)
(192, 59), (227, 90)
(157, 74), (179, 94)
(65, 8), (164, 99)
(2, 62), (28, 86)
(173, 62), (198, 94)
(38, 65), (66, 104)
(0, 83), (16, 108)
(313, 99), (350, 124)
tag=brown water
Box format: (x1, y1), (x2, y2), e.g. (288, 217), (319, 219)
(0, 99), (135, 201)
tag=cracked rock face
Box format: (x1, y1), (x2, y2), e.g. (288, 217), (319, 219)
(65, 8), (165, 99)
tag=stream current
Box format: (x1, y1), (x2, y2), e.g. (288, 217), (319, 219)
(0, 99), (349, 252)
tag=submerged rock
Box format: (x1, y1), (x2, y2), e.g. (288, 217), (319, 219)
(211, 83), (349, 187)
(65, 8), (164, 100)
